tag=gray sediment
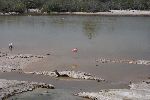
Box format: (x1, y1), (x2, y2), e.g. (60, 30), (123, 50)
(96, 58), (150, 66)
(0, 79), (54, 100)
(0, 51), (44, 72)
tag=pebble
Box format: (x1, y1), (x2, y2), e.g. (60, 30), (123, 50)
(46, 53), (50, 55)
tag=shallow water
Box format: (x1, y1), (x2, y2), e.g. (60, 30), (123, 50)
(0, 16), (150, 58)
(8, 88), (87, 100)
(0, 15), (150, 99)
(8, 89), (88, 100)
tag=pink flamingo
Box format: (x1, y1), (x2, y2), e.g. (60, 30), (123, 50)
(72, 48), (78, 53)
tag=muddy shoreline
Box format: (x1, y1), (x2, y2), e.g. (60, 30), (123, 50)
(0, 48), (149, 99)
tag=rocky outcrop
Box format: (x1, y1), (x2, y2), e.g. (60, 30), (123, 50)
(0, 79), (54, 100)
(0, 51), (44, 72)
(25, 70), (105, 82)
(75, 80), (150, 100)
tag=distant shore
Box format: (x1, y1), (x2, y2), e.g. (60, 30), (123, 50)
(1, 10), (150, 16)
(49, 10), (150, 16)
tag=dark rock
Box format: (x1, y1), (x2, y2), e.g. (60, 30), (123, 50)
(38, 56), (43, 58)
(146, 81), (150, 84)
(60, 74), (69, 77)
(53, 70), (60, 77)
(46, 53), (50, 55)
(97, 79), (101, 82)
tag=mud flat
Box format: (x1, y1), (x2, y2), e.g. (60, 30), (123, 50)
(75, 80), (150, 100)
(0, 49), (149, 99)
(25, 70), (105, 82)
(96, 58), (150, 66)
(0, 51), (44, 72)
(0, 79), (54, 100)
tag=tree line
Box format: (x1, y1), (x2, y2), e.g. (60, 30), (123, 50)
(0, 0), (150, 13)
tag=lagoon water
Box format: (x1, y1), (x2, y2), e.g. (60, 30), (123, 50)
(0, 16), (150, 58)
(0, 15), (150, 99)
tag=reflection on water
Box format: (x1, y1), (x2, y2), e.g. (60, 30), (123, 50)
(82, 20), (97, 39)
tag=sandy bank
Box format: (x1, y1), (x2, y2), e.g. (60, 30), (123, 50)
(76, 80), (150, 100)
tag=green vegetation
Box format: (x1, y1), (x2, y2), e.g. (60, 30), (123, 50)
(0, 0), (150, 14)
